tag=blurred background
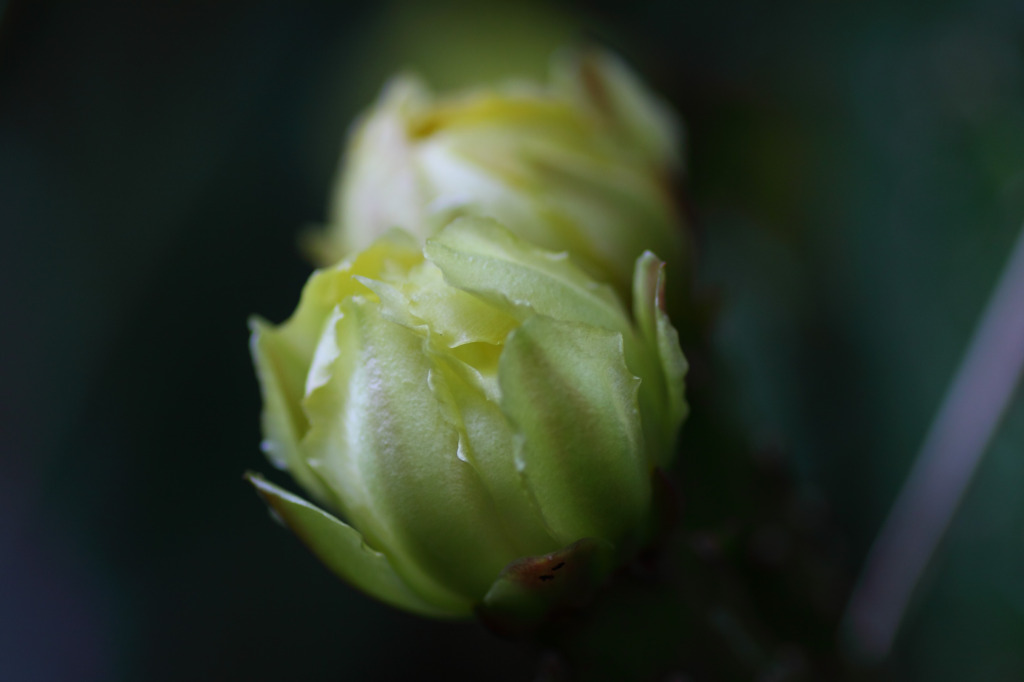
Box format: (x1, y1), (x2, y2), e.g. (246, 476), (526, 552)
(2, 0), (1023, 679)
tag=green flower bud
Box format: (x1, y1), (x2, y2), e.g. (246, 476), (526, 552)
(308, 49), (687, 301)
(250, 216), (687, 625)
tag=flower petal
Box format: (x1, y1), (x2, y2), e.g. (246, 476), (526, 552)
(519, 138), (683, 297)
(499, 315), (650, 546)
(552, 48), (682, 169)
(302, 298), (523, 603)
(324, 76), (431, 261)
(426, 350), (560, 557)
(358, 261), (518, 348)
(251, 232), (425, 505)
(425, 216), (629, 334)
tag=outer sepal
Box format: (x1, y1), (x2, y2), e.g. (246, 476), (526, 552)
(633, 251), (689, 467)
(476, 537), (615, 637)
(245, 472), (468, 619)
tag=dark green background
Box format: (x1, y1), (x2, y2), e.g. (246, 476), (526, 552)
(2, 0), (1022, 679)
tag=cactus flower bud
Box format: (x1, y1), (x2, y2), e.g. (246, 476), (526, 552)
(249, 216), (687, 626)
(308, 49), (687, 301)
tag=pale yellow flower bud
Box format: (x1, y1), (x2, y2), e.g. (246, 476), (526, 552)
(309, 49), (687, 301)
(250, 217), (687, 626)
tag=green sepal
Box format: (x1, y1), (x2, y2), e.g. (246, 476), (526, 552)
(633, 251), (689, 467)
(245, 472), (468, 619)
(476, 537), (615, 637)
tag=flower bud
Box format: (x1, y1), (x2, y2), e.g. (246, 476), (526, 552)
(308, 49), (687, 301)
(250, 216), (687, 625)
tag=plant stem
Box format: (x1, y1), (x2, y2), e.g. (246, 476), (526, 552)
(843, 222), (1024, 661)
